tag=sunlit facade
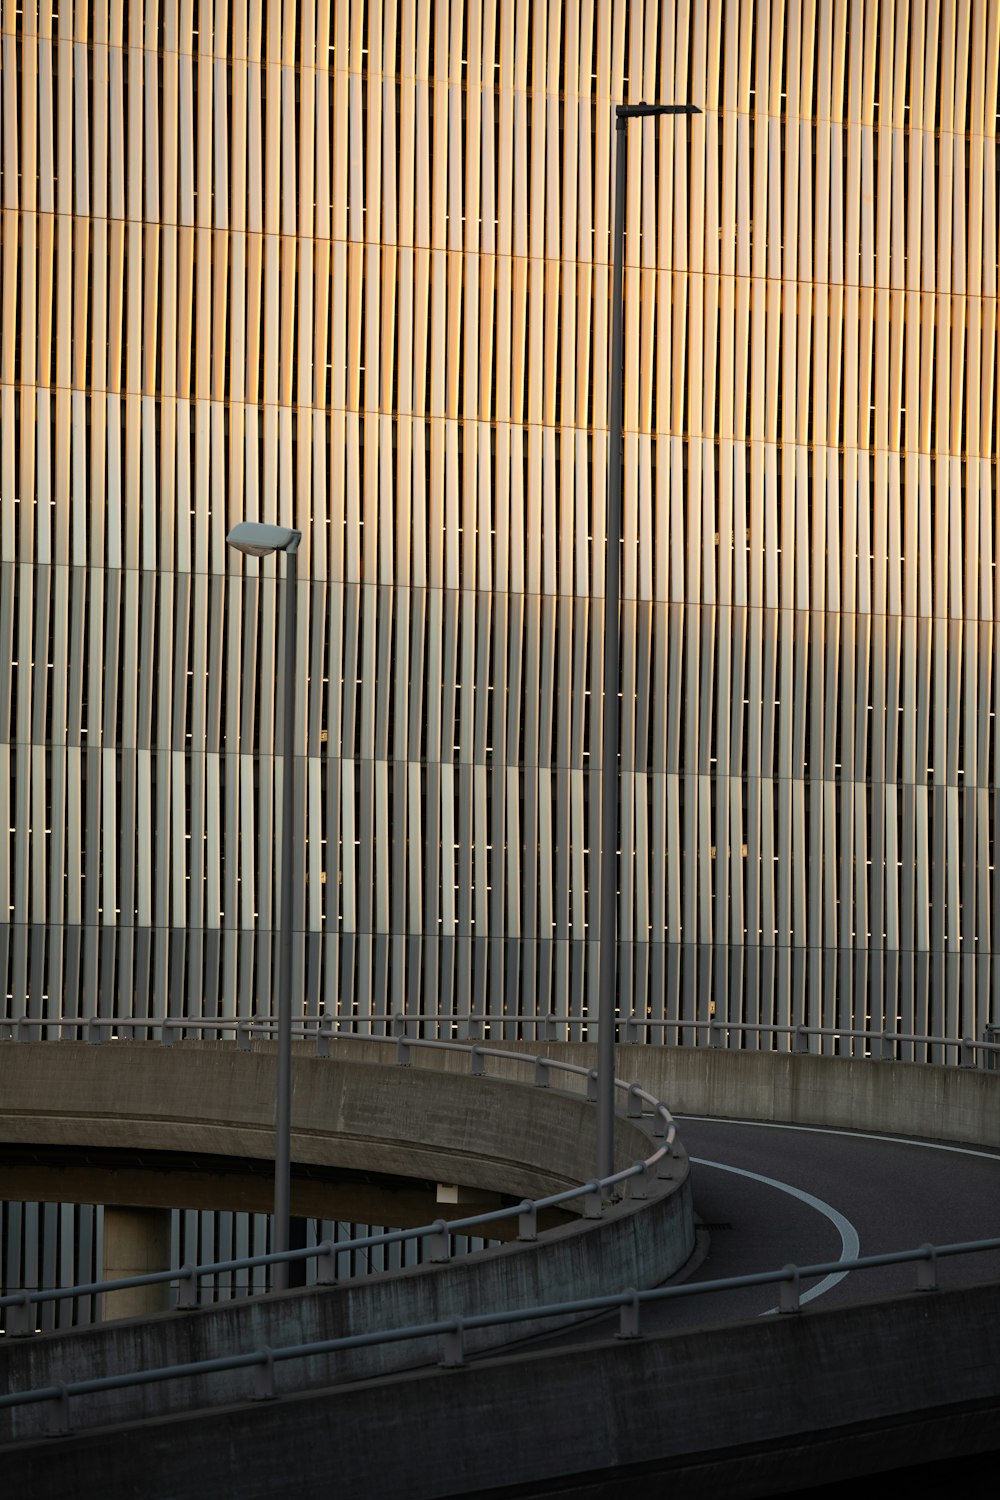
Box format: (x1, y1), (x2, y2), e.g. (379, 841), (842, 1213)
(2, 2), (999, 1056)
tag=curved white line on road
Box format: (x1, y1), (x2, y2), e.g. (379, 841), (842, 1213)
(690, 1155), (861, 1313)
(679, 1114), (1000, 1162)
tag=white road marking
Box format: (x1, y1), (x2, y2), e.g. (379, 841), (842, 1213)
(678, 1114), (1000, 1162)
(690, 1155), (861, 1313)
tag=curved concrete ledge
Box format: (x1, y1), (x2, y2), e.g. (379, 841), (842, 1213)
(10, 1282), (995, 1499)
(663, 1046), (1000, 1149)
(0, 1041), (619, 1207)
(3, 1038), (996, 1468)
(0, 1042), (694, 1440)
(462, 1040), (1000, 1150)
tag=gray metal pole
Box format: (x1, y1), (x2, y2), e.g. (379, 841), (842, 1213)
(596, 115), (629, 1186)
(274, 542), (299, 1291)
(596, 102), (698, 1187)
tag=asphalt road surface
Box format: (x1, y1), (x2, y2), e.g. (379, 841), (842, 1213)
(536, 1116), (1000, 1346)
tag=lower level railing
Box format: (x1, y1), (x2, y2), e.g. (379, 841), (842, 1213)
(2, 1234), (998, 1438)
(0, 1034), (677, 1337)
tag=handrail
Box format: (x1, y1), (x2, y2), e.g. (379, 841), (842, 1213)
(4, 1012), (999, 1067)
(0, 1035), (678, 1333)
(619, 1019), (1000, 1068)
(3, 1235), (998, 1434)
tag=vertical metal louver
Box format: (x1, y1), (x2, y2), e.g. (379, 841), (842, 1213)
(0, 2), (997, 1060)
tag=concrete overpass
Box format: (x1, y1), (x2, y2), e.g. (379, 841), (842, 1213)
(0, 1037), (998, 1495)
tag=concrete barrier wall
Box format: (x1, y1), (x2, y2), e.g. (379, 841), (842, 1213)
(1, 1173), (693, 1443)
(0, 1041), (638, 1198)
(430, 1040), (1000, 1151)
(5, 1038), (996, 1449)
(9, 1038), (994, 1168)
(0, 1043), (694, 1440)
(7, 1280), (999, 1498)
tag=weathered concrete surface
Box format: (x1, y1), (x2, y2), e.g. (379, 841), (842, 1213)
(0, 1044), (693, 1439)
(0, 1041), (621, 1198)
(6, 1281), (998, 1498)
(642, 1045), (1000, 1148)
(4, 1037), (996, 1468)
(1, 1173), (693, 1442)
(11, 1036), (991, 1169)
(382, 1038), (1000, 1150)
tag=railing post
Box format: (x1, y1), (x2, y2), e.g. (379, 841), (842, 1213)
(174, 1264), (198, 1310)
(793, 1025), (809, 1054)
(468, 1014), (483, 1041)
(470, 1045), (486, 1077)
(584, 1184), (603, 1218)
(396, 1035), (411, 1067)
(253, 1347), (276, 1400)
(710, 1021), (725, 1048)
(315, 1240), (336, 1285)
(237, 1022), (251, 1053)
(779, 1265), (801, 1313)
(440, 1316), (465, 1368)
(879, 1031), (895, 1061)
(517, 1202), (538, 1241)
(426, 1222), (450, 1263)
(628, 1162), (649, 1200)
(656, 1148), (676, 1180)
(315, 1027), (330, 1059)
(626, 1084), (643, 1118)
(960, 1038), (975, 1068)
(534, 1057), (550, 1088)
(48, 1382), (73, 1438)
(916, 1244), (938, 1291)
(617, 1290), (641, 1339)
(5, 1293), (35, 1337)
(624, 1017), (640, 1045)
(586, 1068), (599, 1103)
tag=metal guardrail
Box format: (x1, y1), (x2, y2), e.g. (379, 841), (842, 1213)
(0, 1034), (679, 1336)
(621, 1019), (1000, 1068)
(2, 1019), (997, 1366)
(3, 1235), (999, 1437)
(5, 1012), (999, 1067)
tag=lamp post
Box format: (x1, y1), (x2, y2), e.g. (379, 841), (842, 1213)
(597, 101), (700, 1186)
(226, 521), (302, 1291)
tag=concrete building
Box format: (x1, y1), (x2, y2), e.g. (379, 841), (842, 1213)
(2, 1), (998, 1056)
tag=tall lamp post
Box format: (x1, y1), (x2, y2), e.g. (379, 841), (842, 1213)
(226, 521), (302, 1291)
(597, 101), (699, 1186)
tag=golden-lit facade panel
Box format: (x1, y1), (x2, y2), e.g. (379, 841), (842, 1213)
(1, 2), (998, 1053)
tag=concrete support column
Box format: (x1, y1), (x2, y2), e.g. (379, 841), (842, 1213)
(102, 1206), (173, 1321)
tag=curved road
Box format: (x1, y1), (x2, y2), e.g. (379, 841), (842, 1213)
(538, 1115), (1000, 1346)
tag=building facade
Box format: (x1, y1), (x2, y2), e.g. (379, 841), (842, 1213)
(2, 1), (999, 1054)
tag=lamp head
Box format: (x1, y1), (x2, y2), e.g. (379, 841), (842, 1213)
(226, 522), (302, 558)
(616, 101), (700, 121)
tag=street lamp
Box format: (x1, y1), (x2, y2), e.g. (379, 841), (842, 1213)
(597, 102), (700, 1186)
(226, 521), (302, 1291)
